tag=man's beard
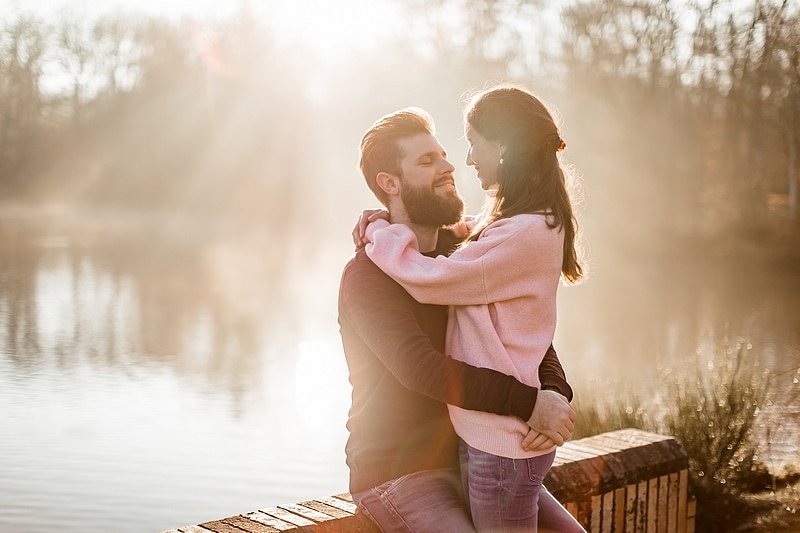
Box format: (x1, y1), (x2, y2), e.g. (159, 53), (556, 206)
(400, 177), (464, 227)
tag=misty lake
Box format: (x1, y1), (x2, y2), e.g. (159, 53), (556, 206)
(1, 210), (798, 533)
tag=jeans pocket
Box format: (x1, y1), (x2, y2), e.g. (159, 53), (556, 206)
(526, 450), (556, 483)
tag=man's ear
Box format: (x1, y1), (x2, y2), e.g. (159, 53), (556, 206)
(376, 172), (401, 196)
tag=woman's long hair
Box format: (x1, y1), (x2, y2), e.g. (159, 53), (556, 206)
(464, 84), (583, 284)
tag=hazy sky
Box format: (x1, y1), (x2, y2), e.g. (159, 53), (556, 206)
(2, 0), (402, 58)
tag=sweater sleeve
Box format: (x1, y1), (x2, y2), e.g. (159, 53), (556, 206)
(365, 216), (559, 306)
(340, 255), (538, 420)
(538, 344), (574, 402)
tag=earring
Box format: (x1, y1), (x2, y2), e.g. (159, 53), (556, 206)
(499, 158), (504, 165)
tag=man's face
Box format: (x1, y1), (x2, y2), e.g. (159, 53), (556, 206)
(395, 133), (464, 227)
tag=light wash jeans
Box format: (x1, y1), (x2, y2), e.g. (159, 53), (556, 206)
(460, 440), (586, 532)
(351, 460), (585, 532)
(352, 467), (475, 532)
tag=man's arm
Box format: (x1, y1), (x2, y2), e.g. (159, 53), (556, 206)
(538, 344), (573, 402)
(340, 256), (574, 443)
(530, 344), (575, 447)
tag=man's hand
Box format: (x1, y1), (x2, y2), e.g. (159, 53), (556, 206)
(444, 215), (476, 239)
(521, 430), (558, 453)
(352, 208), (389, 251)
(526, 389), (576, 446)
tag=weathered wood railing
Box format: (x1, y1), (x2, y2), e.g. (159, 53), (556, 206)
(163, 429), (696, 533)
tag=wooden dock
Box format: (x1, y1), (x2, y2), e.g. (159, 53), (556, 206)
(163, 429), (696, 532)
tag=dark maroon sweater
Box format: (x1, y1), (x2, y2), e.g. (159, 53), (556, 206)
(338, 229), (573, 493)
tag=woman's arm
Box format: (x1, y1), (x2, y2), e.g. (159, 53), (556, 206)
(364, 215), (561, 306)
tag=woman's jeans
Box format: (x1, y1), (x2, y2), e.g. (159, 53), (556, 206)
(351, 449), (585, 532)
(460, 440), (585, 532)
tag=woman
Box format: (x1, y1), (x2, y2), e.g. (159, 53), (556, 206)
(362, 84), (585, 531)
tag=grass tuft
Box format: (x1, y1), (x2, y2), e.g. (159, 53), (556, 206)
(570, 337), (779, 531)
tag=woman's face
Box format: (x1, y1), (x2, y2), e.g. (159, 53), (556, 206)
(465, 123), (504, 191)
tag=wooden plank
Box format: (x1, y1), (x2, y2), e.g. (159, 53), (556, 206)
(299, 500), (353, 520)
(566, 501), (579, 520)
(591, 494), (602, 533)
(278, 502), (340, 523)
(614, 487), (626, 532)
(317, 496), (358, 514)
(687, 496), (697, 533)
(261, 507), (316, 528)
(180, 527), (215, 533)
(200, 519), (264, 533)
(559, 444), (606, 460)
(677, 469), (688, 533)
(647, 478), (658, 533)
(602, 491), (614, 533)
(223, 515), (280, 533)
(302, 496), (379, 533)
(668, 472), (679, 532)
(625, 483), (637, 532)
(578, 499), (594, 531)
(547, 457), (597, 502)
(658, 475), (669, 533)
(244, 511), (298, 531)
(635, 480), (648, 533)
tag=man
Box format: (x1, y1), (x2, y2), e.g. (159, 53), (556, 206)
(338, 108), (576, 532)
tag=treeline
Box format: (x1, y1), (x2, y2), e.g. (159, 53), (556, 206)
(0, 8), (314, 216)
(0, 0), (798, 254)
(561, 0), (799, 249)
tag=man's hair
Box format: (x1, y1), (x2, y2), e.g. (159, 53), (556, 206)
(358, 108), (435, 206)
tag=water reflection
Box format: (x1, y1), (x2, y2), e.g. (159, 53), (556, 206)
(3, 221), (301, 393)
(554, 248), (800, 385)
(1, 215), (798, 532)
(0, 217), (352, 533)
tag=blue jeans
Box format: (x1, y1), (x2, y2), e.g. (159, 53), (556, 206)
(351, 459), (585, 532)
(460, 440), (585, 532)
(352, 467), (476, 532)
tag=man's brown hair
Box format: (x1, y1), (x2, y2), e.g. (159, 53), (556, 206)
(358, 108), (435, 206)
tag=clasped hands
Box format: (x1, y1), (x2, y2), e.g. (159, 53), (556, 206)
(522, 389), (576, 452)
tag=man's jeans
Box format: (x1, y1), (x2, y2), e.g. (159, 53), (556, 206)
(352, 467), (475, 532)
(352, 463), (585, 532)
(460, 441), (586, 532)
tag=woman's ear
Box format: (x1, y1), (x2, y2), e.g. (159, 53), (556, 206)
(376, 172), (401, 197)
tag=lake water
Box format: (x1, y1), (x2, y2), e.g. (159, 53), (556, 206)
(1, 211), (798, 533)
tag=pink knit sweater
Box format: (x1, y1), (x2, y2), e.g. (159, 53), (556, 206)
(365, 214), (564, 459)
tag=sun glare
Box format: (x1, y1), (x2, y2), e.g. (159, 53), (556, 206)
(6, 0), (401, 60)
(294, 339), (351, 432)
(258, 0), (401, 59)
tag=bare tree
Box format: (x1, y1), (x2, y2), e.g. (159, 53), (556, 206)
(0, 15), (46, 180)
(562, 0), (800, 246)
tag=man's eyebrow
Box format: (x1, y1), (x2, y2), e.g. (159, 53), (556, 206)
(417, 149), (446, 161)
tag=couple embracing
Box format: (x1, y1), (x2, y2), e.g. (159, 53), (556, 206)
(338, 82), (585, 532)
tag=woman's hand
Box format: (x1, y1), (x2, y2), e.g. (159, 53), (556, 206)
(352, 208), (389, 250)
(521, 430), (558, 453)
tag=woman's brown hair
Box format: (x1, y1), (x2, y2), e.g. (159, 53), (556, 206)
(464, 84), (583, 284)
